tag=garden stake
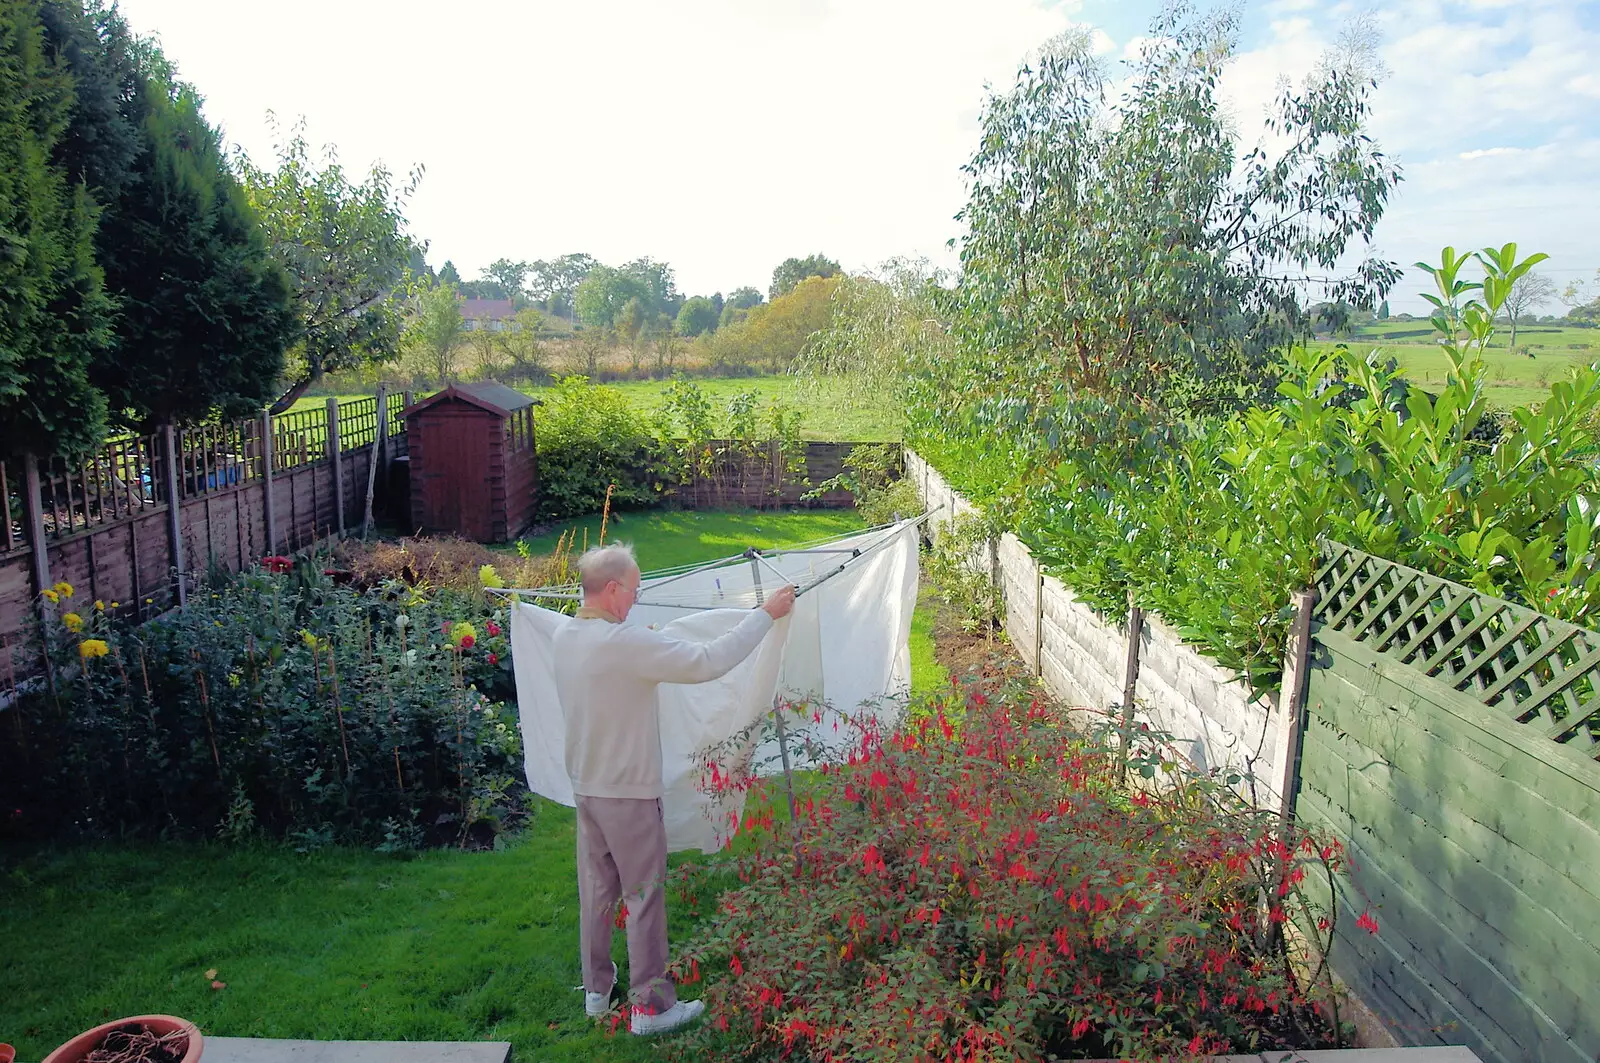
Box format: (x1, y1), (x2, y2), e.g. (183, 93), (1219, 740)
(192, 650), (222, 773)
(599, 483), (615, 545)
(747, 552), (802, 874)
(327, 650), (351, 778)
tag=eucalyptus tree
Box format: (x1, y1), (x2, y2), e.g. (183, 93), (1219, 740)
(947, 10), (1402, 418)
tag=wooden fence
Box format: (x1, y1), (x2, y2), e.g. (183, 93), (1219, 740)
(2, 398), (873, 690)
(1, 391), (409, 693)
(671, 440), (865, 509)
(907, 447), (1600, 1060)
(1300, 542), (1600, 1063)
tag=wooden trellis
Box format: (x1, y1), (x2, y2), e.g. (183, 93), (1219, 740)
(1314, 539), (1600, 759)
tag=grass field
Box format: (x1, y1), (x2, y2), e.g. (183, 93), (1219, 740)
(1310, 320), (1599, 408)
(0, 509), (938, 1063)
(295, 375), (901, 442)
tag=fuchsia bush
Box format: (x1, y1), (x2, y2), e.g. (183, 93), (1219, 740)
(668, 682), (1366, 1062)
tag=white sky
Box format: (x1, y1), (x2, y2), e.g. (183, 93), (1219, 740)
(117, 0), (1600, 315)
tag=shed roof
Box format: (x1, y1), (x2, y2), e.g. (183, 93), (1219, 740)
(406, 382), (537, 418)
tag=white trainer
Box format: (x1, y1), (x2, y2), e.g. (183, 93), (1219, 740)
(583, 962), (619, 1018)
(630, 999), (706, 1036)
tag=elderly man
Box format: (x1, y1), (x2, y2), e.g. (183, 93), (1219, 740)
(554, 542), (795, 1036)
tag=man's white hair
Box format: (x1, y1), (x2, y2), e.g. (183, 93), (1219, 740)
(578, 543), (639, 594)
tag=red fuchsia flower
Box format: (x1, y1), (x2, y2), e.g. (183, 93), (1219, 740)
(486, 620), (502, 637)
(1357, 910), (1380, 934)
(486, 652), (498, 665)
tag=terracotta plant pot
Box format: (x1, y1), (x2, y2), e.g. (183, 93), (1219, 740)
(42, 1016), (201, 1063)
(2, 1041), (17, 1063)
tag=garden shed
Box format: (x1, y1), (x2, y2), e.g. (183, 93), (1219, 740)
(405, 383), (539, 543)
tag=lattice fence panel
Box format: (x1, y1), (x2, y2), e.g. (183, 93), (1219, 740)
(1315, 540), (1600, 759)
(338, 397), (379, 451)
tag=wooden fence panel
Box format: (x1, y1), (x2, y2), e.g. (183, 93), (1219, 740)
(1302, 543), (1600, 1063)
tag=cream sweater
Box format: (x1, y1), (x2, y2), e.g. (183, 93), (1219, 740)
(552, 605), (775, 799)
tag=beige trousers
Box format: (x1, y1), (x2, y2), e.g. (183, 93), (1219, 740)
(575, 795), (677, 1015)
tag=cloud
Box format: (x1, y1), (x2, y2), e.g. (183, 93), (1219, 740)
(1217, 0), (1600, 312)
(112, 0), (1595, 315)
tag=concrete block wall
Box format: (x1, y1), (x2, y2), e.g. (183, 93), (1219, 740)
(906, 448), (1286, 807)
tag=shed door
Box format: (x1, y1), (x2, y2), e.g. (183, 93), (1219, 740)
(423, 411), (494, 540)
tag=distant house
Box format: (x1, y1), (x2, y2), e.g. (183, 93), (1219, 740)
(461, 298), (516, 332)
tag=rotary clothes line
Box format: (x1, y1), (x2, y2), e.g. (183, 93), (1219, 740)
(508, 521), (921, 853)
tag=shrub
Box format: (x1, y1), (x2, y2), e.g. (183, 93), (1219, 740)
(668, 685), (1355, 1061)
(910, 245), (1600, 692)
(534, 375), (676, 519)
(3, 560), (525, 848)
(927, 511), (1006, 636)
(335, 534), (572, 594)
(656, 379), (810, 507)
(808, 443), (921, 526)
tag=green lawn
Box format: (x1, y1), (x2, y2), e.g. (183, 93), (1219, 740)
(294, 375), (901, 442)
(507, 508), (868, 570)
(1, 509), (940, 1063)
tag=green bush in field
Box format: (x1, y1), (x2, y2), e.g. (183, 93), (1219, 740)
(533, 375), (676, 520)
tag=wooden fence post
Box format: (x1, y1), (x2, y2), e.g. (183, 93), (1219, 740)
(161, 424), (187, 606)
(326, 397), (345, 536)
(22, 454), (51, 602)
(1119, 591), (1145, 765)
(261, 410), (276, 555)
(1034, 559), (1044, 677)
(364, 387), (388, 539)
(1273, 588), (1318, 828)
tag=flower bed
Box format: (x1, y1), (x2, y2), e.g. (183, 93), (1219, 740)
(2, 551), (539, 849)
(668, 680), (1366, 1061)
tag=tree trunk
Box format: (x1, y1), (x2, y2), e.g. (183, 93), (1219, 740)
(270, 374), (317, 414)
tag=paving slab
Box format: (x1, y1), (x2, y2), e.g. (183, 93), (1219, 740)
(202, 1038), (512, 1063)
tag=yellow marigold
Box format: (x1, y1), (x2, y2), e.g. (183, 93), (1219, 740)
(53, 581), (74, 599)
(478, 564), (503, 589)
(79, 639), (110, 660)
(42, 589), (59, 604)
(62, 612), (84, 633)
(94, 600), (105, 612)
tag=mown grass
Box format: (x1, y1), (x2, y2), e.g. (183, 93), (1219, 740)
(0, 508), (937, 1062)
(506, 508), (868, 571)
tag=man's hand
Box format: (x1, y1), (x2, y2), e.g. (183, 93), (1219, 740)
(761, 585), (797, 620)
